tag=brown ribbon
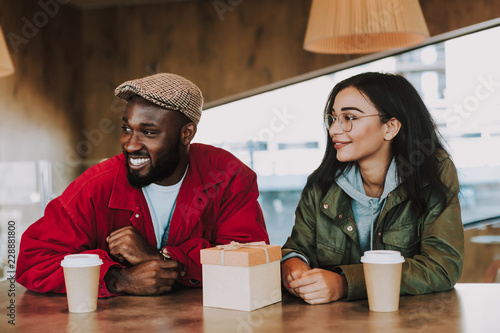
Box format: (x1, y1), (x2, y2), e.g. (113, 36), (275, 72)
(216, 241), (269, 266)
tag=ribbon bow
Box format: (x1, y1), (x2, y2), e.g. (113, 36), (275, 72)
(216, 241), (269, 266)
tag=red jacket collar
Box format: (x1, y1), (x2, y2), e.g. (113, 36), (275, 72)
(108, 144), (225, 211)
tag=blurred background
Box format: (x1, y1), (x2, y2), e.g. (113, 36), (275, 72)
(1, 0), (499, 283)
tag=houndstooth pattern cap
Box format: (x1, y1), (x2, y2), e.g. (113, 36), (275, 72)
(114, 73), (203, 125)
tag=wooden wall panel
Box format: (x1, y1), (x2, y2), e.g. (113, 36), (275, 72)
(421, 0), (500, 36)
(0, 0), (84, 182)
(79, 0), (500, 160)
(2, 0), (500, 173)
(79, 0), (355, 159)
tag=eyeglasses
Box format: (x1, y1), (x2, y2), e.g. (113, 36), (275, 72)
(324, 113), (385, 132)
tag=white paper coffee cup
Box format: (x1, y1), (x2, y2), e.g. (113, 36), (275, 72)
(61, 254), (103, 313)
(361, 250), (405, 312)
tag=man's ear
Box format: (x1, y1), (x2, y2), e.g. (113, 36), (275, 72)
(384, 117), (401, 141)
(181, 123), (197, 146)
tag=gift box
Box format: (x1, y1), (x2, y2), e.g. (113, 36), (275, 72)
(201, 241), (282, 311)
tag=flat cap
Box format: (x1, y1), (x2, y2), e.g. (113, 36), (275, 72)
(114, 73), (203, 125)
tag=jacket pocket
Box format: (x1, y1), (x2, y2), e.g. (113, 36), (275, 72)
(382, 220), (420, 258)
(316, 235), (345, 268)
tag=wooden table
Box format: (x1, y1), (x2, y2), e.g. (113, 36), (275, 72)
(1, 282), (498, 332)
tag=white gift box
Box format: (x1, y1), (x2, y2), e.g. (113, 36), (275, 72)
(200, 241), (282, 311)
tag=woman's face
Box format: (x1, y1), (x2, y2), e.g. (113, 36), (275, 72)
(328, 86), (391, 166)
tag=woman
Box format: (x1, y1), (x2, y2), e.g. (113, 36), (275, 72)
(281, 72), (464, 304)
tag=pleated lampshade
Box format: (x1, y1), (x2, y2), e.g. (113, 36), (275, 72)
(303, 0), (430, 54)
(0, 25), (14, 77)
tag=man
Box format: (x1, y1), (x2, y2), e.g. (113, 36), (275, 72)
(16, 73), (269, 297)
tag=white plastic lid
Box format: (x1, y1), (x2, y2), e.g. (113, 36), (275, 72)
(360, 250), (405, 264)
(61, 254), (103, 267)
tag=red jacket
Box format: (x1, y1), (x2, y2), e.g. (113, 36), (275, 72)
(16, 143), (269, 297)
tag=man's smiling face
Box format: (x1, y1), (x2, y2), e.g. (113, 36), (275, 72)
(120, 96), (183, 188)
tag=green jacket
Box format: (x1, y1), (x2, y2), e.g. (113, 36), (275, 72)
(282, 152), (464, 300)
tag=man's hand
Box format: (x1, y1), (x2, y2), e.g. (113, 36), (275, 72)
(104, 259), (183, 295)
(281, 257), (311, 297)
(288, 268), (347, 304)
(107, 226), (161, 265)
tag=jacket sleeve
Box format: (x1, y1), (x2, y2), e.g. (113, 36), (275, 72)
(166, 170), (269, 287)
(281, 187), (317, 267)
(16, 198), (123, 298)
(341, 157), (465, 300)
(399, 158), (464, 295)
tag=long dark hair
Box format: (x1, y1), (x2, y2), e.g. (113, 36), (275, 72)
(305, 72), (448, 215)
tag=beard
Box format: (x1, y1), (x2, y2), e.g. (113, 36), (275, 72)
(125, 137), (181, 188)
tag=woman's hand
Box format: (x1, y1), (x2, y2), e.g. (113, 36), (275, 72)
(281, 257), (311, 297)
(288, 268), (348, 304)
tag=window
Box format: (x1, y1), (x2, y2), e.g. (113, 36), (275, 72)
(194, 20), (500, 245)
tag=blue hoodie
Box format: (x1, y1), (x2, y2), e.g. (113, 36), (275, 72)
(335, 158), (399, 254)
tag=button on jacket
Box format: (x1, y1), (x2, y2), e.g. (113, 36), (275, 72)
(17, 143), (269, 297)
(282, 151), (464, 300)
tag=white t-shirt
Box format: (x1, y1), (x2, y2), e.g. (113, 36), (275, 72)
(142, 168), (188, 248)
